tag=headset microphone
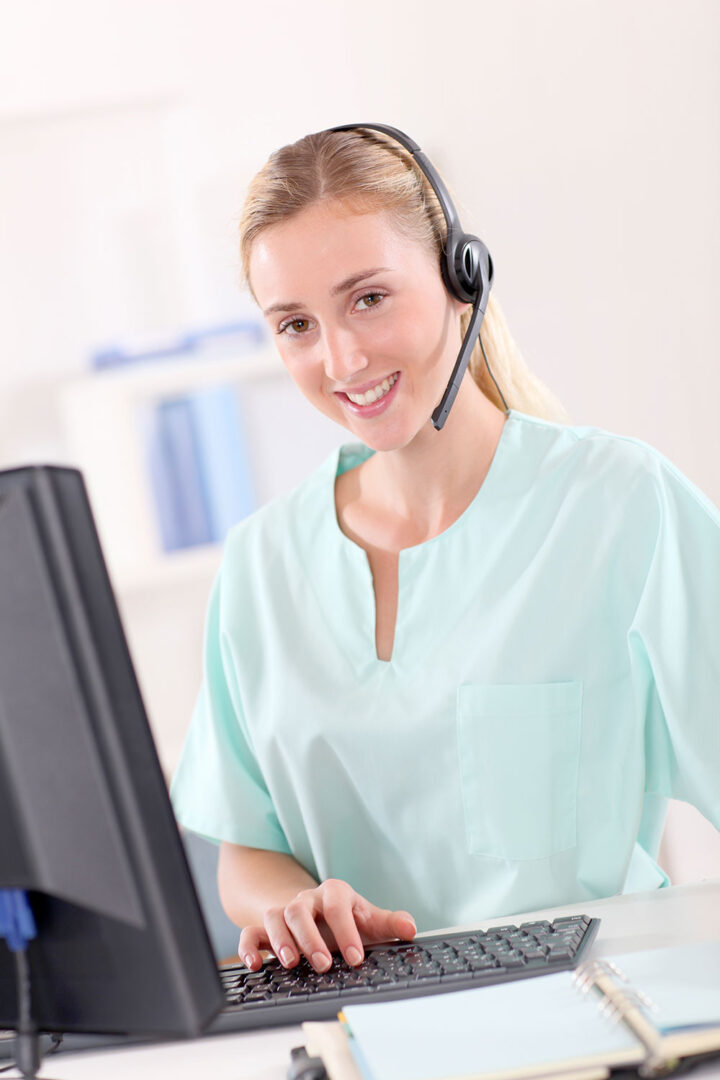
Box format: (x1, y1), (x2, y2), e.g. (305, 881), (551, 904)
(329, 123), (507, 429)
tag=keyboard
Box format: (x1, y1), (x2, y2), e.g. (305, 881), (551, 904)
(210, 913), (600, 1033)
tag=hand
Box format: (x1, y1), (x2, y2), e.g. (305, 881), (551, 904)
(238, 878), (417, 974)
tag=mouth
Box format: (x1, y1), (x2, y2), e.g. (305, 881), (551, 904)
(336, 372), (400, 417)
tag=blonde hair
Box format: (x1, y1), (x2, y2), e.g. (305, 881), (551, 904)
(239, 128), (567, 423)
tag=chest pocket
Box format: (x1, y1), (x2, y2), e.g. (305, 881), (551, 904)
(457, 681), (583, 861)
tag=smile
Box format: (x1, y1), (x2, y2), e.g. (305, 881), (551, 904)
(344, 373), (399, 406)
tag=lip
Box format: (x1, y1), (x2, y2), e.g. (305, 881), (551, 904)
(335, 372), (401, 419)
(335, 371), (400, 396)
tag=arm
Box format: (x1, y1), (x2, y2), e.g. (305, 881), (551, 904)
(218, 842), (318, 927)
(630, 461), (720, 831)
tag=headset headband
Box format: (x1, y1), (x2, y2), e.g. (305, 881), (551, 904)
(330, 123), (465, 270)
(326, 123), (502, 428)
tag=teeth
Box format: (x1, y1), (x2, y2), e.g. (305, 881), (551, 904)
(346, 373), (398, 406)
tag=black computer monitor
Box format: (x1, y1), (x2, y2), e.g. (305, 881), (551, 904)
(0, 465), (225, 1060)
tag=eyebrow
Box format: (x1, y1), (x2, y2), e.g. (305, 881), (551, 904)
(262, 267), (393, 316)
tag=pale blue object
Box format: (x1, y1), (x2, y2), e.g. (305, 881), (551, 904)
(148, 397), (214, 550)
(189, 385), (255, 542)
(341, 941), (720, 1080)
(144, 401), (187, 552)
(343, 971), (643, 1080)
(614, 941), (720, 1030)
(170, 411), (720, 930)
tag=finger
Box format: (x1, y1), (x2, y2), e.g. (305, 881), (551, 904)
(283, 895), (334, 973)
(390, 909), (418, 940)
(262, 906), (302, 969)
(318, 890), (366, 967)
(354, 901), (417, 944)
(238, 924), (273, 971)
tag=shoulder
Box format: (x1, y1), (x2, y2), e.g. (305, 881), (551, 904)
(507, 410), (720, 524)
(509, 409), (667, 477)
(216, 440), (372, 583)
(221, 447), (336, 565)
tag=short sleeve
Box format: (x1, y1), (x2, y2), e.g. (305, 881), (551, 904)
(170, 570), (292, 854)
(628, 461), (720, 829)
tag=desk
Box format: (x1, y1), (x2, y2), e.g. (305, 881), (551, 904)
(41, 879), (720, 1079)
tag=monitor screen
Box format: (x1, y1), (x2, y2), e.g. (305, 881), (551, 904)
(0, 465), (224, 1040)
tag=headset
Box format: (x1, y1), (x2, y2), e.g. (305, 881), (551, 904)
(329, 123), (508, 429)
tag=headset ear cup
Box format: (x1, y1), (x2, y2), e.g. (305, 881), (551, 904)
(448, 235), (485, 303)
(459, 237), (494, 305)
(460, 239), (481, 293)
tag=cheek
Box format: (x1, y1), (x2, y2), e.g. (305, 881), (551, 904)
(281, 352), (340, 416)
(277, 342), (320, 388)
(368, 300), (450, 365)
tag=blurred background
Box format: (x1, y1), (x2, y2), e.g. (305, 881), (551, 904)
(1, 0), (718, 890)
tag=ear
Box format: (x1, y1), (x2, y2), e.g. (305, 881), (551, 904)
(453, 297), (473, 317)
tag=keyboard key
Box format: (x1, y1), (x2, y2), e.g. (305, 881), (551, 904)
(340, 985), (374, 998)
(547, 945), (574, 959)
(468, 957), (501, 971)
(342, 973), (370, 988)
(499, 954), (526, 969)
(521, 949), (547, 961)
(413, 960), (442, 974)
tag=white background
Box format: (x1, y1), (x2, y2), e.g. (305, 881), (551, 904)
(1, 0), (718, 884)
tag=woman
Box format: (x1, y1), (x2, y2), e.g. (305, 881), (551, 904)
(171, 126), (720, 978)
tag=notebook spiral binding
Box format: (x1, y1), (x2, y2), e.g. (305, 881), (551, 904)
(573, 960), (674, 1079)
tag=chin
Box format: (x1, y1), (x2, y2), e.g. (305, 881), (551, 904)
(345, 417), (429, 453)
(324, 386), (437, 450)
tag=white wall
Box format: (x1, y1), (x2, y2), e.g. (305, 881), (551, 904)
(1, 0), (718, 885)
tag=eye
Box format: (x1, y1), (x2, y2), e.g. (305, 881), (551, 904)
(277, 317), (314, 336)
(355, 292), (385, 311)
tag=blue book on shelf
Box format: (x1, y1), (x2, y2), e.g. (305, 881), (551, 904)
(145, 408), (183, 552)
(188, 385), (256, 542)
(147, 397), (214, 552)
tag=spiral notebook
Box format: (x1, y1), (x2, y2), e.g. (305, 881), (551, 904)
(301, 941), (720, 1080)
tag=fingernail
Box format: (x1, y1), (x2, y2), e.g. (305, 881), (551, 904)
(280, 946), (295, 967)
(312, 951), (331, 972)
(346, 946), (362, 966)
(243, 953), (255, 969)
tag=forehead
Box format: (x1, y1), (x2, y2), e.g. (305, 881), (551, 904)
(249, 201), (430, 305)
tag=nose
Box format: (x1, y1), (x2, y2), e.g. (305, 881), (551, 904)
(321, 324), (369, 384)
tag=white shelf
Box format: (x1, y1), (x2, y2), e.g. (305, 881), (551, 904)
(65, 345), (284, 399)
(58, 345), (285, 597)
(111, 543), (224, 596)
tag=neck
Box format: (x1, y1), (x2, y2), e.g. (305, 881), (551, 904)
(359, 379), (507, 548)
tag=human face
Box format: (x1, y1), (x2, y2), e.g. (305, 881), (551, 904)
(249, 201), (469, 452)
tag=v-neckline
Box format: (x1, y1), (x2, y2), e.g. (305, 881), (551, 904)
(327, 413), (516, 666)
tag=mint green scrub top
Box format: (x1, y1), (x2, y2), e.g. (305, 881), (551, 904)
(170, 411), (720, 931)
